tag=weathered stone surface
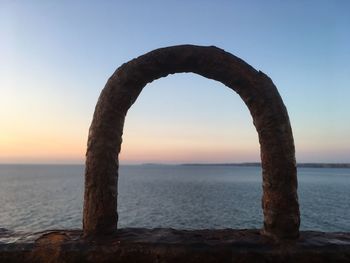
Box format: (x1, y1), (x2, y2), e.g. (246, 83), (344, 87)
(1, 229), (350, 263)
(83, 45), (300, 239)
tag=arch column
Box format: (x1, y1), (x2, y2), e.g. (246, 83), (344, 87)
(83, 45), (300, 239)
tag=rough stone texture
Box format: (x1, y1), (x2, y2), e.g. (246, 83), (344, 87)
(1, 229), (350, 263)
(83, 45), (300, 239)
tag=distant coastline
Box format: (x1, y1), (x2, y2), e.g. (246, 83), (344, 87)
(179, 162), (350, 168)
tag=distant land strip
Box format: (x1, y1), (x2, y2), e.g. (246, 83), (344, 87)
(177, 163), (350, 168)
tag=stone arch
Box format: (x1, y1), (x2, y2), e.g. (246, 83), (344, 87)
(83, 45), (300, 239)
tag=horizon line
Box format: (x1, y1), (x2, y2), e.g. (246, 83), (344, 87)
(1, 162), (350, 166)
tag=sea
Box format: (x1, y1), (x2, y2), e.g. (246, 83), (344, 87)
(0, 164), (349, 233)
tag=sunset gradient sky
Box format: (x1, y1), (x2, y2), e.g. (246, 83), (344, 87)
(1, 1), (349, 164)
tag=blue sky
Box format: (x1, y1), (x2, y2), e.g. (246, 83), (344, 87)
(1, 0), (349, 163)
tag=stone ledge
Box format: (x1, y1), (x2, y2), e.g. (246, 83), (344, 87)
(1, 228), (350, 262)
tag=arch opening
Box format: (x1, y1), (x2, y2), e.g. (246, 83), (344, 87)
(118, 73), (262, 229)
(120, 72), (260, 164)
(83, 45), (300, 239)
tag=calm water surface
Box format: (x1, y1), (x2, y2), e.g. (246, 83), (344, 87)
(0, 165), (349, 232)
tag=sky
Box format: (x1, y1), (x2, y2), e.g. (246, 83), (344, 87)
(1, 0), (349, 164)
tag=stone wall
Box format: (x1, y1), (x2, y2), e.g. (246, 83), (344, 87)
(1, 229), (350, 262)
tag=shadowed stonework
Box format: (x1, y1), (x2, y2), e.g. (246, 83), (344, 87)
(83, 45), (300, 239)
(1, 229), (350, 263)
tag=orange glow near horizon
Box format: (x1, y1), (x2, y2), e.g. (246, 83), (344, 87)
(0, 131), (86, 164)
(0, 105), (85, 164)
(0, 113), (261, 165)
(0, 126), (261, 164)
(118, 130), (260, 164)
